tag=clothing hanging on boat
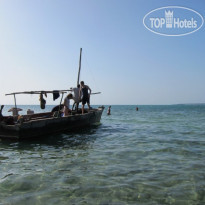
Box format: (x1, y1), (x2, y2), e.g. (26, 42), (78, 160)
(53, 91), (60, 101)
(39, 93), (46, 109)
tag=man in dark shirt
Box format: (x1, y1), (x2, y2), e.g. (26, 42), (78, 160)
(79, 81), (91, 114)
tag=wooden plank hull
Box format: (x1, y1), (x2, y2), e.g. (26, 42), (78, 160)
(0, 107), (104, 139)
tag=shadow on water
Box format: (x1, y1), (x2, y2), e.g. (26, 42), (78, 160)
(0, 124), (101, 151)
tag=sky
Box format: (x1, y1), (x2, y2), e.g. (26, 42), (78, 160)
(0, 0), (204, 105)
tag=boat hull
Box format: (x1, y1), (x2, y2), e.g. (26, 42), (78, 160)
(0, 107), (104, 139)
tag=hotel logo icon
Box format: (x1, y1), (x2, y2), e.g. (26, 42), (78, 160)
(165, 10), (173, 28)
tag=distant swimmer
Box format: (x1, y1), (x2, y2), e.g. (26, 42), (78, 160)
(136, 107), (139, 111)
(107, 106), (111, 115)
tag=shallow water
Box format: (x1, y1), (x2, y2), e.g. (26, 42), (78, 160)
(0, 104), (205, 204)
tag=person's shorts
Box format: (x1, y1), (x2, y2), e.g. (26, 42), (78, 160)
(82, 96), (90, 105)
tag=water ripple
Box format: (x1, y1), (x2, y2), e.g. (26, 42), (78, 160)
(0, 105), (205, 204)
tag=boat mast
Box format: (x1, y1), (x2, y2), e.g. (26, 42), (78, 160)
(77, 48), (82, 86)
(14, 94), (17, 110)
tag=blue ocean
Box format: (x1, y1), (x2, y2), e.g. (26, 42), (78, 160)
(0, 104), (205, 204)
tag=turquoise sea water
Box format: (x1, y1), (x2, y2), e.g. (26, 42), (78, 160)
(0, 104), (205, 205)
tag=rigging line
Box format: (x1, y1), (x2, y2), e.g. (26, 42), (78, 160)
(83, 50), (104, 104)
(83, 49), (101, 92)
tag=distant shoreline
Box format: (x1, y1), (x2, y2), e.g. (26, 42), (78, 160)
(2, 103), (205, 106)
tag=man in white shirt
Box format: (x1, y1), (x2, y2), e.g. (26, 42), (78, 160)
(71, 84), (81, 111)
(63, 93), (73, 116)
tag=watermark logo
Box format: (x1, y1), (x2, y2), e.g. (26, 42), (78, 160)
(143, 6), (204, 36)
(165, 10), (173, 28)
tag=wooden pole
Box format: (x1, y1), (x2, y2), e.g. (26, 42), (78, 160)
(14, 94), (17, 110)
(6, 90), (71, 96)
(91, 92), (101, 95)
(77, 48), (82, 86)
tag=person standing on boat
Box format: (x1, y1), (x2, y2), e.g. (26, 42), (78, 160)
(63, 93), (73, 116)
(71, 84), (81, 111)
(79, 81), (91, 114)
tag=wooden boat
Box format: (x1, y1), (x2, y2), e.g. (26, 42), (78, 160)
(0, 48), (104, 139)
(0, 106), (104, 139)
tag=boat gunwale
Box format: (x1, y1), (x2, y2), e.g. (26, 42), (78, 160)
(0, 107), (103, 127)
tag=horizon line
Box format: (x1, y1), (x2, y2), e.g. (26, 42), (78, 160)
(2, 103), (205, 106)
